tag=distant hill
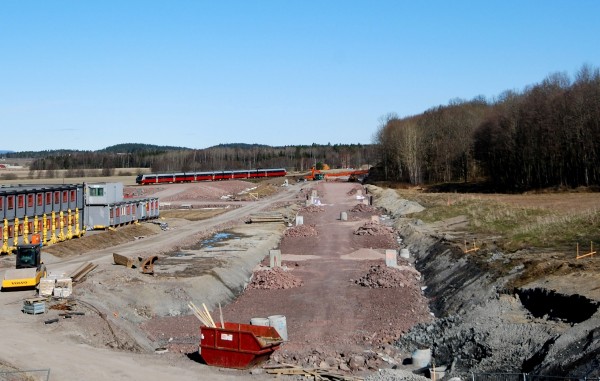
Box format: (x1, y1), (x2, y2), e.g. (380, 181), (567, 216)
(99, 143), (189, 153)
(211, 143), (273, 149)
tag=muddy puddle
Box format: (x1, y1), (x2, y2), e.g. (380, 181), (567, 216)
(154, 230), (247, 277)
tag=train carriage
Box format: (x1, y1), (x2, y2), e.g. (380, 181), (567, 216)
(136, 168), (286, 185)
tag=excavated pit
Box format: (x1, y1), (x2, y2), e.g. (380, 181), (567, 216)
(393, 222), (600, 378)
(516, 288), (599, 324)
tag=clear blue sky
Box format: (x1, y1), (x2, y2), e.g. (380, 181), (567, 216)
(1, 1), (599, 152)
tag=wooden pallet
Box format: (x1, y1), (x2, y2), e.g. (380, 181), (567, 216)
(264, 364), (363, 381)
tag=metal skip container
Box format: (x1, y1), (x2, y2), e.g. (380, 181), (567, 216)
(199, 322), (283, 369)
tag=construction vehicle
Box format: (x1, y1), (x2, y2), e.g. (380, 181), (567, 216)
(304, 167), (369, 181)
(1, 244), (47, 291)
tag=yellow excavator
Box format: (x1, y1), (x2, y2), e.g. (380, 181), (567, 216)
(1, 244), (47, 291)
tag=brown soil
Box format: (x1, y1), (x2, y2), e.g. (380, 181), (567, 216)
(222, 182), (431, 371)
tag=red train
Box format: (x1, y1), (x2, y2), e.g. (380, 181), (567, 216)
(135, 168), (287, 185)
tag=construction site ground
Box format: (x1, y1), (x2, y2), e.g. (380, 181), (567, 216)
(1, 178), (599, 380)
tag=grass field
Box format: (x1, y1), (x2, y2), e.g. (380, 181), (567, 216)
(0, 168), (148, 186)
(396, 189), (600, 252)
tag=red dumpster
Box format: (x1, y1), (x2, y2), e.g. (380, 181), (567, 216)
(200, 322), (283, 369)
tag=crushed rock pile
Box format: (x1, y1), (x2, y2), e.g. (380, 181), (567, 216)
(355, 222), (395, 236)
(346, 187), (363, 196)
(247, 267), (303, 290)
(366, 369), (431, 381)
(350, 204), (377, 213)
(353, 264), (419, 288)
(302, 205), (325, 213)
(284, 224), (318, 237)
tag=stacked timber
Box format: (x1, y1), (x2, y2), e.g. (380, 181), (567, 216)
(68, 262), (97, 283)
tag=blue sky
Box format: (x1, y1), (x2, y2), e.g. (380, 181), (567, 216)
(1, 1), (599, 152)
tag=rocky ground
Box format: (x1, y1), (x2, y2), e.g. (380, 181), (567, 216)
(366, 185), (600, 380)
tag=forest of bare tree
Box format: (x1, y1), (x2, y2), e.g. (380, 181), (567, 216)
(20, 143), (375, 176)
(10, 66), (600, 191)
(374, 65), (600, 191)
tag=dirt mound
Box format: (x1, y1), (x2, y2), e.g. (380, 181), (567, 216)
(355, 222), (395, 236)
(165, 181), (254, 201)
(347, 187), (363, 196)
(350, 204), (376, 213)
(247, 267), (303, 290)
(366, 186), (425, 216)
(284, 224), (318, 237)
(354, 265), (419, 288)
(43, 224), (161, 258)
(302, 205), (325, 213)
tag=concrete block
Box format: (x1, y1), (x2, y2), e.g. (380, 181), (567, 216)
(270, 250), (281, 268)
(385, 249), (397, 267)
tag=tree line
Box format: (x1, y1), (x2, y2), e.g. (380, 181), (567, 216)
(19, 143), (376, 176)
(374, 65), (600, 191)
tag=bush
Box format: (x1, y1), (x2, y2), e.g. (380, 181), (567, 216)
(0, 173), (18, 180)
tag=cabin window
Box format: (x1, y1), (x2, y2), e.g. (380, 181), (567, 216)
(70, 190), (76, 202)
(37, 194), (43, 206)
(54, 192), (60, 204)
(46, 192), (52, 205)
(89, 188), (104, 197)
(63, 191), (68, 203)
(18, 195), (24, 208)
(7, 196), (14, 210)
(0, 196), (3, 211)
(27, 194), (34, 208)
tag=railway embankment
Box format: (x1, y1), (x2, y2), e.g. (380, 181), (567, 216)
(367, 185), (600, 379)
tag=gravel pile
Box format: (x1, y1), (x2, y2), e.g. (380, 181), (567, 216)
(302, 205), (325, 213)
(284, 224), (318, 237)
(247, 267), (303, 290)
(366, 369), (431, 381)
(354, 265), (419, 288)
(350, 204), (376, 213)
(355, 222), (395, 236)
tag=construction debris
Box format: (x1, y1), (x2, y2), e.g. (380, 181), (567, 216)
(112, 253), (159, 275)
(188, 302), (216, 327)
(22, 297), (47, 315)
(354, 222), (394, 236)
(247, 212), (285, 223)
(67, 262), (97, 283)
(264, 363), (364, 381)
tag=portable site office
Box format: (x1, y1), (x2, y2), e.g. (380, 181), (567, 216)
(0, 184), (85, 253)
